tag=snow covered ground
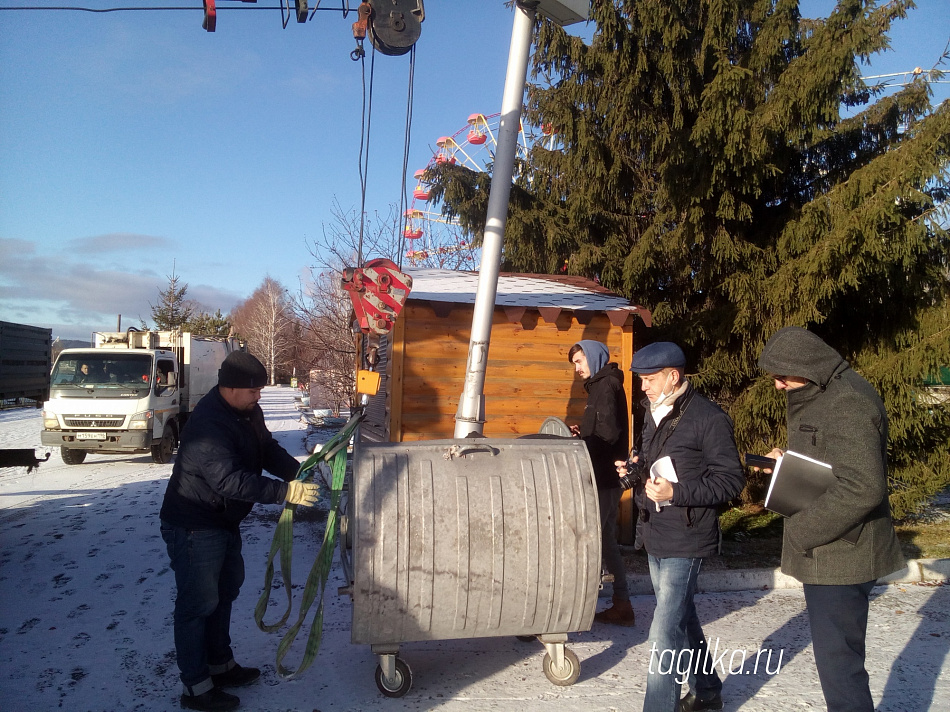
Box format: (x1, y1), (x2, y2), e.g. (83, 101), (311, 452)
(1, 387), (947, 711)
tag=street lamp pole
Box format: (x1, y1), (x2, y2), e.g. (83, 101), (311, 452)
(453, 0), (589, 438)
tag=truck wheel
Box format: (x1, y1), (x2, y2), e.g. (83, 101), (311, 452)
(151, 424), (176, 464)
(61, 447), (87, 465)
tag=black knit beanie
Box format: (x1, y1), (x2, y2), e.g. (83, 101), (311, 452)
(218, 351), (267, 388)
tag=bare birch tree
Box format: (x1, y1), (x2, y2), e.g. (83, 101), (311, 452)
(295, 269), (358, 415)
(291, 200), (402, 413)
(231, 277), (295, 385)
(293, 198), (474, 412)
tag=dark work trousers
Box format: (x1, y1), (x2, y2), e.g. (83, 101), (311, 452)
(161, 522), (245, 696)
(803, 580), (876, 712)
(598, 487), (629, 599)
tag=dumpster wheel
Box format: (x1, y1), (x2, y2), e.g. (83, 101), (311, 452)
(542, 647), (580, 686)
(375, 656), (412, 697)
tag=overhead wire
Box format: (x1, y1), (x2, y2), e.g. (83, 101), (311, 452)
(310, 0), (353, 21)
(8, 0), (424, 271)
(0, 4), (357, 13)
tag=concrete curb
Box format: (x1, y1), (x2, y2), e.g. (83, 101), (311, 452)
(623, 558), (950, 595)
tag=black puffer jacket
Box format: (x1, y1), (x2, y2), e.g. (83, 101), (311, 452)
(580, 362), (629, 490)
(637, 383), (744, 558)
(160, 386), (301, 531)
(758, 326), (904, 584)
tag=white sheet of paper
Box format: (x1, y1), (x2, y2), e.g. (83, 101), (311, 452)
(650, 455), (678, 510)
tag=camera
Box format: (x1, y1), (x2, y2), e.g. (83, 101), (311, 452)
(618, 449), (647, 490)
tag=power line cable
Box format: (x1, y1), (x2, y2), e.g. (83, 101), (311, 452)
(0, 3), (356, 12)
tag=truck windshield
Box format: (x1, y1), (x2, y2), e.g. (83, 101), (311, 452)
(51, 353), (154, 392)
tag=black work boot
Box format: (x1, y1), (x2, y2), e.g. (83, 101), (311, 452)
(679, 691), (723, 711)
(210, 664), (261, 689)
(180, 687), (240, 711)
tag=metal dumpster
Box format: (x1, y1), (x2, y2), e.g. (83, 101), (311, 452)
(346, 435), (601, 696)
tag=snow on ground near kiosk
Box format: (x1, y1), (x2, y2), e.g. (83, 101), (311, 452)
(1, 388), (948, 711)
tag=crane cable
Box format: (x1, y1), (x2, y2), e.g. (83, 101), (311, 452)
(355, 42), (376, 266)
(355, 34), (417, 273)
(395, 43), (416, 272)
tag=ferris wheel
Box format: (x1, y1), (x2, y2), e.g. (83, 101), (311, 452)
(403, 112), (556, 269)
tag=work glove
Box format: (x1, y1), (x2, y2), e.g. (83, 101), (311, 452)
(285, 480), (320, 507)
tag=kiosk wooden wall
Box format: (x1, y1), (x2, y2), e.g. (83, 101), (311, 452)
(386, 303), (633, 441)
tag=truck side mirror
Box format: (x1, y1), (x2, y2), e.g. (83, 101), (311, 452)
(166, 372), (178, 387)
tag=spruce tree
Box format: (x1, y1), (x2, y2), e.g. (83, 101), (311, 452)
(183, 309), (232, 336)
(151, 270), (197, 331)
(435, 0), (950, 516)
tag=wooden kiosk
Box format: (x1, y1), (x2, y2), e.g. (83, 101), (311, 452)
(359, 268), (651, 543)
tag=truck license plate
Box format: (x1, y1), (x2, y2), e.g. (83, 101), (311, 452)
(77, 432), (107, 441)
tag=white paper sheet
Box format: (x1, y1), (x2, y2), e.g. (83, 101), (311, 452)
(649, 455), (678, 510)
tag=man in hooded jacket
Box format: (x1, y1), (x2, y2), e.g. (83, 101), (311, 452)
(758, 327), (904, 712)
(160, 351), (320, 712)
(568, 340), (633, 625)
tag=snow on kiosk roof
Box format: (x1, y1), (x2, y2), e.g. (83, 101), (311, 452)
(405, 269), (652, 326)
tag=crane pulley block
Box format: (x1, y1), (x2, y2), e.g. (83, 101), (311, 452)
(342, 259), (413, 335)
(365, 0), (425, 57)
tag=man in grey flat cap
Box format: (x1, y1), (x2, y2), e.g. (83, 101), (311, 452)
(618, 342), (744, 712)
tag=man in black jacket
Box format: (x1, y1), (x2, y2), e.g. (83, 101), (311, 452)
(160, 352), (319, 712)
(620, 342), (744, 712)
(568, 340), (633, 626)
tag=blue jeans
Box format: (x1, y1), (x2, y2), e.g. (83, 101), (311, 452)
(803, 581), (876, 712)
(644, 555), (721, 712)
(161, 522), (245, 695)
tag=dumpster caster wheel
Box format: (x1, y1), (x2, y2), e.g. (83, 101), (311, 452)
(543, 648), (580, 686)
(516, 635), (535, 642)
(375, 657), (412, 697)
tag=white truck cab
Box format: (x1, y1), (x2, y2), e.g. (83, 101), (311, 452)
(42, 330), (242, 464)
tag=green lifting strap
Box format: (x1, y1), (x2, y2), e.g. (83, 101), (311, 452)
(254, 412), (363, 678)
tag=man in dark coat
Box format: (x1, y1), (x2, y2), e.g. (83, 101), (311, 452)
(568, 340), (633, 626)
(620, 342), (744, 712)
(160, 351), (320, 712)
(758, 326), (904, 712)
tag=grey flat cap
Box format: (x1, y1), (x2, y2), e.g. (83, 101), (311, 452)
(630, 342), (686, 373)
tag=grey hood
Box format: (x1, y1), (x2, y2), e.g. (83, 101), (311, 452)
(573, 340), (609, 377)
(758, 326), (847, 387)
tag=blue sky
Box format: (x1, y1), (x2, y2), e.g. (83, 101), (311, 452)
(1, 1), (948, 341)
